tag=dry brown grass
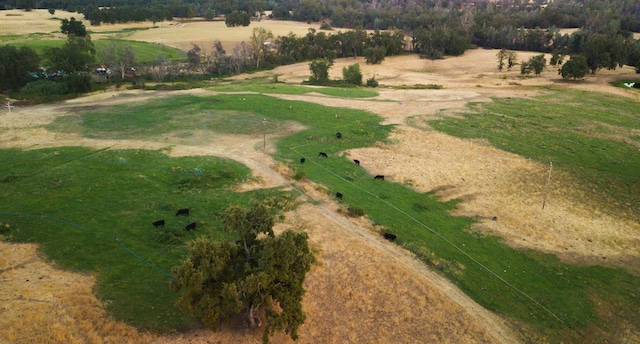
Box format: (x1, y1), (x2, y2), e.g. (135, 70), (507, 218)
(0, 241), (153, 344)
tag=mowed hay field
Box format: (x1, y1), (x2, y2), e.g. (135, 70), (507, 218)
(2, 9), (640, 344)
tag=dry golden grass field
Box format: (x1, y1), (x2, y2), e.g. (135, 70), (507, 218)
(1, 9), (640, 344)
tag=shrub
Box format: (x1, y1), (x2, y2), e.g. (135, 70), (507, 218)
(347, 205), (365, 217)
(292, 169), (307, 181)
(18, 80), (67, 97)
(64, 73), (92, 93)
(366, 77), (379, 87)
(319, 22), (332, 30)
(342, 63), (362, 86)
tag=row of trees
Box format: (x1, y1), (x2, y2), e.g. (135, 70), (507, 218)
(182, 28), (406, 78)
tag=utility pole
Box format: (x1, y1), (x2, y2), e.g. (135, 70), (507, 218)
(262, 118), (266, 153)
(6, 101), (16, 139)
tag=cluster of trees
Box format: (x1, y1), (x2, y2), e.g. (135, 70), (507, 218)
(82, 5), (176, 26)
(1, 17), (142, 98)
(182, 28), (405, 78)
(225, 11), (251, 27)
(308, 60), (368, 86)
(1, 17), (96, 96)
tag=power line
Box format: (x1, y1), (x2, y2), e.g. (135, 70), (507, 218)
(290, 146), (566, 324)
(0, 211), (175, 280)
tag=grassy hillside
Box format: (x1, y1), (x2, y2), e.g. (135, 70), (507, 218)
(2, 88), (639, 342)
(429, 88), (640, 222)
(0, 147), (295, 330)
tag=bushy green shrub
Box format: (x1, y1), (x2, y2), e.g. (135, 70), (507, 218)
(319, 22), (333, 30)
(64, 73), (92, 93)
(18, 80), (67, 97)
(293, 169), (307, 181)
(347, 205), (365, 217)
(342, 63), (362, 86)
(366, 77), (379, 87)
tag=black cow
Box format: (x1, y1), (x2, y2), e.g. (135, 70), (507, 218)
(300, 157), (306, 163)
(185, 222), (196, 231)
(336, 132), (342, 139)
(319, 152), (328, 158)
(176, 208), (189, 216)
(336, 192), (343, 200)
(383, 233), (397, 241)
(152, 219), (165, 228)
(374, 175), (385, 180)
(354, 159), (360, 166)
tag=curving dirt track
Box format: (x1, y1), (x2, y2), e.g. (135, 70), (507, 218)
(1, 18), (640, 343)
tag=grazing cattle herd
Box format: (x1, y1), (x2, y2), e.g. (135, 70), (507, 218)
(153, 208), (195, 232)
(295, 131), (395, 242)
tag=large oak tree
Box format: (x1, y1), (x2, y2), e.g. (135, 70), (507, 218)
(171, 203), (314, 344)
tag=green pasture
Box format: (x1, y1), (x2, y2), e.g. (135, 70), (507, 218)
(211, 78), (379, 98)
(428, 88), (640, 221)
(0, 147), (296, 330)
(5, 38), (186, 64)
(3, 90), (640, 341)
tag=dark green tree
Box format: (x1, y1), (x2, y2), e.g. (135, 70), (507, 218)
(44, 18), (95, 74)
(43, 36), (95, 74)
(225, 11), (251, 27)
(342, 63), (362, 85)
(363, 46), (386, 64)
(0, 45), (40, 92)
(550, 51), (565, 66)
(520, 61), (532, 75)
(507, 50), (517, 70)
(64, 72), (92, 94)
(523, 54), (547, 76)
(309, 58), (332, 84)
(171, 203), (313, 344)
(496, 48), (507, 71)
(60, 17), (87, 37)
(205, 8), (215, 20)
(559, 55), (590, 80)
